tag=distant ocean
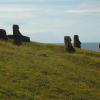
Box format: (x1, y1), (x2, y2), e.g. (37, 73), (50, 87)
(82, 43), (100, 52)
(57, 43), (100, 52)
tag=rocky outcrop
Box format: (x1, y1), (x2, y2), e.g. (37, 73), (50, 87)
(64, 36), (75, 52)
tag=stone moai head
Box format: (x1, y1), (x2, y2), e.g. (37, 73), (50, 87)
(74, 35), (81, 48)
(64, 36), (75, 52)
(13, 24), (22, 36)
(13, 25), (22, 45)
(13, 25), (19, 31)
(0, 29), (8, 40)
(0, 29), (6, 35)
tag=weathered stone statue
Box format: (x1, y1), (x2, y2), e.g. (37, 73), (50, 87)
(13, 25), (22, 36)
(74, 35), (81, 48)
(0, 29), (8, 40)
(13, 25), (22, 45)
(8, 25), (30, 42)
(64, 36), (75, 52)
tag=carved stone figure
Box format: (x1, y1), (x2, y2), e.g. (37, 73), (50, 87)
(74, 35), (81, 48)
(0, 29), (8, 40)
(64, 36), (75, 52)
(8, 25), (30, 43)
(13, 25), (22, 45)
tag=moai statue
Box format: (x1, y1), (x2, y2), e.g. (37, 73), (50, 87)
(13, 25), (22, 45)
(13, 25), (22, 36)
(12, 24), (30, 42)
(64, 36), (75, 52)
(74, 35), (81, 48)
(0, 29), (8, 40)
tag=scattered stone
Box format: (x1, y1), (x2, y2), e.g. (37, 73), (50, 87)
(64, 36), (75, 52)
(74, 35), (81, 48)
(39, 53), (48, 57)
(0, 29), (8, 40)
(41, 54), (48, 57)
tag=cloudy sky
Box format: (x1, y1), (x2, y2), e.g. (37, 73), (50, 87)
(0, 0), (100, 43)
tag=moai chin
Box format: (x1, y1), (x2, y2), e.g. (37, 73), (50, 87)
(64, 36), (75, 52)
(74, 35), (81, 48)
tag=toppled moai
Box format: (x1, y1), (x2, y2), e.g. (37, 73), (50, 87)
(8, 25), (30, 42)
(74, 35), (81, 48)
(0, 29), (8, 40)
(64, 36), (75, 52)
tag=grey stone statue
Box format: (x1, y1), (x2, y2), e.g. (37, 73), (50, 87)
(74, 35), (81, 48)
(0, 29), (8, 40)
(64, 36), (75, 52)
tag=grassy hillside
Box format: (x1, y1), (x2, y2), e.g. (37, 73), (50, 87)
(0, 40), (100, 100)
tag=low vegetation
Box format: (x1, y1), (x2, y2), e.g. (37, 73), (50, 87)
(0, 40), (100, 100)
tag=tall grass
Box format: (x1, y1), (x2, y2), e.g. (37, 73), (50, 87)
(0, 40), (99, 100)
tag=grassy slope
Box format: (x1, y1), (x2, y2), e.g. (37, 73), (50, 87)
(0, 41), (100, 100)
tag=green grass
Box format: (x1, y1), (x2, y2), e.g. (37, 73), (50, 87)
(0, 40), (100, 100)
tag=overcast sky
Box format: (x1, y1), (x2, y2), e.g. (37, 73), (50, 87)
(0, 0), (100, 43)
